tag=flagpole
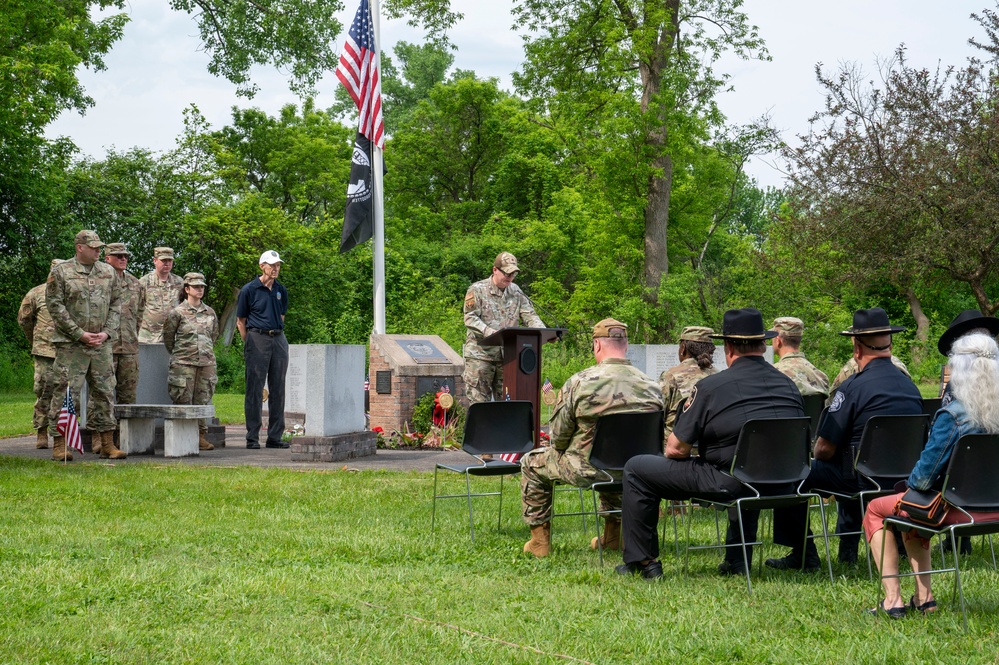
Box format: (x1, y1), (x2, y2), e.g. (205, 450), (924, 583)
(370, 0), (386, 335)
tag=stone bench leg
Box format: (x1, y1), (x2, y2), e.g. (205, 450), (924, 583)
(164, 419), (199, 457)
(120, 418), (156, 455)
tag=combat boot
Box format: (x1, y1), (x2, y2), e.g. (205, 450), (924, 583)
(198, 433), (214, 451)
(523, 522), (551, 558)
(591, 517), (621, 551)
(100, 430), (127, 460)
(90, 432), (102, 455)
(35, 428), (49, 449)
(52, 435), (73, 462)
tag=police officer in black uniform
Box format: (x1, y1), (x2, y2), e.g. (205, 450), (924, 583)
(767, 308), (922, 570)
(617, 308), (804, 579)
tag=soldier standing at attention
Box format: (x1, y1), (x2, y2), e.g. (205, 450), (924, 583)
(138, 246), (183, 343)
(520, 319), (664, 558)
(46, 230), (125, 461)
(658, 326), (718, 442)
(462, 252), (544, 404)
(771, 317), (829, 397)
(18, 259), (65, 449)
(163, 273), (219, 451)
(104, 243), (145, 451)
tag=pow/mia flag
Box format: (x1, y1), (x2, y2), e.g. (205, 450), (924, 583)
(340, 131), (375, 253)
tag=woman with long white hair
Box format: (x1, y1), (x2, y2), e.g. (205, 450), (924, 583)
(863, 331), (999, 618)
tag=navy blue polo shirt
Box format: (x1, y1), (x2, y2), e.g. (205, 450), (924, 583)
(819, 356), (922, 455)
(237, 277), (288, 331)
(674, 355), (805, 469)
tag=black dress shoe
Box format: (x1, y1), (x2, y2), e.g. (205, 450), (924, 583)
(615, 560), (664, 579)
(265, 441), (290, 449)
(764, 553), (821, 572)
(717, 560), (748, 576)
(246, 442), (261, 449)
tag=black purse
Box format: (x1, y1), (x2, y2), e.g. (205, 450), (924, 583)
(894, 487), (950, 527)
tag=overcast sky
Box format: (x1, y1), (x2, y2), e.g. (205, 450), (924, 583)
(47, 0), (987, 189)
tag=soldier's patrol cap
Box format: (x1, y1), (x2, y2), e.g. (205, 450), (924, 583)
(183, 272), (207, 286)
(494, 252), (519, 275)
(593, 318), (628, 340)
(74, 230), (105, 248)
(50, 258), (65, 270)
(259, 250), (283, 265)
(105, 243), (131, 257)
(771, 317), (804, 336)
(680, 326), (715, 343)
(154, 247), (175, 260)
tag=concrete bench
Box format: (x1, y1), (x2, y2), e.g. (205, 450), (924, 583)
(115, 404), (215, 457)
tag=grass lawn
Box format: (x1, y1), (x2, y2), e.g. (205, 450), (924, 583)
(2, 456), (997, 663)
(0, 392), (248, 438)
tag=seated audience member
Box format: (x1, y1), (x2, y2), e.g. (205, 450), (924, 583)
(768, 308), (922, 570)
(520, 318), (663, 558)
(863, 330), (999, 618)
(618, 308), (804, 579)
(659, 326), (717, 443)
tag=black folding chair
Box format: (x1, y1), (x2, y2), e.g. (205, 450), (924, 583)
(551, 411), (664, 564)
(431, 401), (534, 542)
(821, 414), (929, 576)
(880, 434), (999, 630)
(921, 397), (943, 417)
(801, 393), (827, 440)
(685, 417), (834, 593)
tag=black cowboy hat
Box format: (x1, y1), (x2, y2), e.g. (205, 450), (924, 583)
(840, 308), (906, 336)
(938, 310), (999, 355)
(710, 308), (777, 341)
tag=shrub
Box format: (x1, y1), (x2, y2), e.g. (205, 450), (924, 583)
(214, 341), (245, 394)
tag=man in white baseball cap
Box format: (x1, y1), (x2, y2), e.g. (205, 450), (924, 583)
(236, 250), (290, 449)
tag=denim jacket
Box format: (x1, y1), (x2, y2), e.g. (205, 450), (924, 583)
(908, 399), (981, 490)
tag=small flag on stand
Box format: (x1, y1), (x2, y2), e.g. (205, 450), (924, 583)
(57, 387), (83, 455)
(542, 378), (553, 394)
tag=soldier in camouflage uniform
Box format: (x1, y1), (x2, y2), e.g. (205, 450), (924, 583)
(521, 318), (663, 558)
(18, 259), (65, 448)
(105, 243), (145, 406)
(462, 252), (544, 404)
(163, 272), (219, 451)
(828, 355), (911, 403)
(46, 230), (125, 461)
(138, 246), (183, 343)
(771, 317), (829, 397)
(659, 326), (718, 442)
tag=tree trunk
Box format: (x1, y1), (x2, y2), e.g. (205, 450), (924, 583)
(903, 287), (930, 364)
(969, 278), (998, 316)
(644, 152), (672, 296)
(218, 286), (241, 347)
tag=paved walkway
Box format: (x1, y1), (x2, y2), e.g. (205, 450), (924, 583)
(0, 425), (471, 472)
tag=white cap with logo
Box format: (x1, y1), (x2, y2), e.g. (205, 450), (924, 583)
(259, 250), (283, 265)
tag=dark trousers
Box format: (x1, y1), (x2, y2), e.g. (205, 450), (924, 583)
(244, 331), (289, 446)
(621, 454), (758, 566)
(772, 458), (861, 560)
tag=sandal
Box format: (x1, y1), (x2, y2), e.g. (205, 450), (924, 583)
(909, 595), (938, 615)
(867, 600), (907, 619)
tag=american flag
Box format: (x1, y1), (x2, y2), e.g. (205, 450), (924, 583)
(335, 0), (384, 149)
(498, 452), (522, 463)
(57, 387), (83, 454)
(542, 378), (553, 394)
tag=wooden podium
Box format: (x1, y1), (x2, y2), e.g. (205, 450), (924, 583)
(479, 327), (567, 447)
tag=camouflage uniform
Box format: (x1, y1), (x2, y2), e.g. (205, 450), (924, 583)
(774, 352), (829, 397)
(462, 262), (544, 403)
(138, 271), (183, 343)
(18, 282), (59, 430)
(46, 257), (122, 435)
(520, 357), (664, 525)
(659, 358), (718, 441)
(828, 355), (911, 404)
(163, 298), (219, 433)
(112, 269), (144, 404)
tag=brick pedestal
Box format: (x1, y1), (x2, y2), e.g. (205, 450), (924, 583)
(290, 431), (377, 462)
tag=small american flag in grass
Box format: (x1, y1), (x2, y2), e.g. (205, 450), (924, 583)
(57, 387), (83, 454)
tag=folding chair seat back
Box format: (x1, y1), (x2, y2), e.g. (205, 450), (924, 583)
(730, 417), (811, 486)
(461, 400), (535, 458)
(801, 394), (826, 440)
(854, 414), (929, 482)
(943, 434), (999, 511)
(921, 397), (943, 417)
(588, 410), (664, 472)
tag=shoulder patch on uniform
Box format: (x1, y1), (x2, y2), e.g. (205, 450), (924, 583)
(682, 386), (697, 413)
(829, 391), (845, 412)
(464, 293), (475, 311)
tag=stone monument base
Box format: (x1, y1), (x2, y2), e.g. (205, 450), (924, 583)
(290, 431), (377, 463)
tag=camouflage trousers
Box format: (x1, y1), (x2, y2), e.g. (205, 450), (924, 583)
(113, 353), (139, 405)
(168, 362), (217, 433)
(462, 357), (504, 404)
(32, 355), (55, 430)
(48, 342), (117, 435)
(520, 447), (621, 526)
